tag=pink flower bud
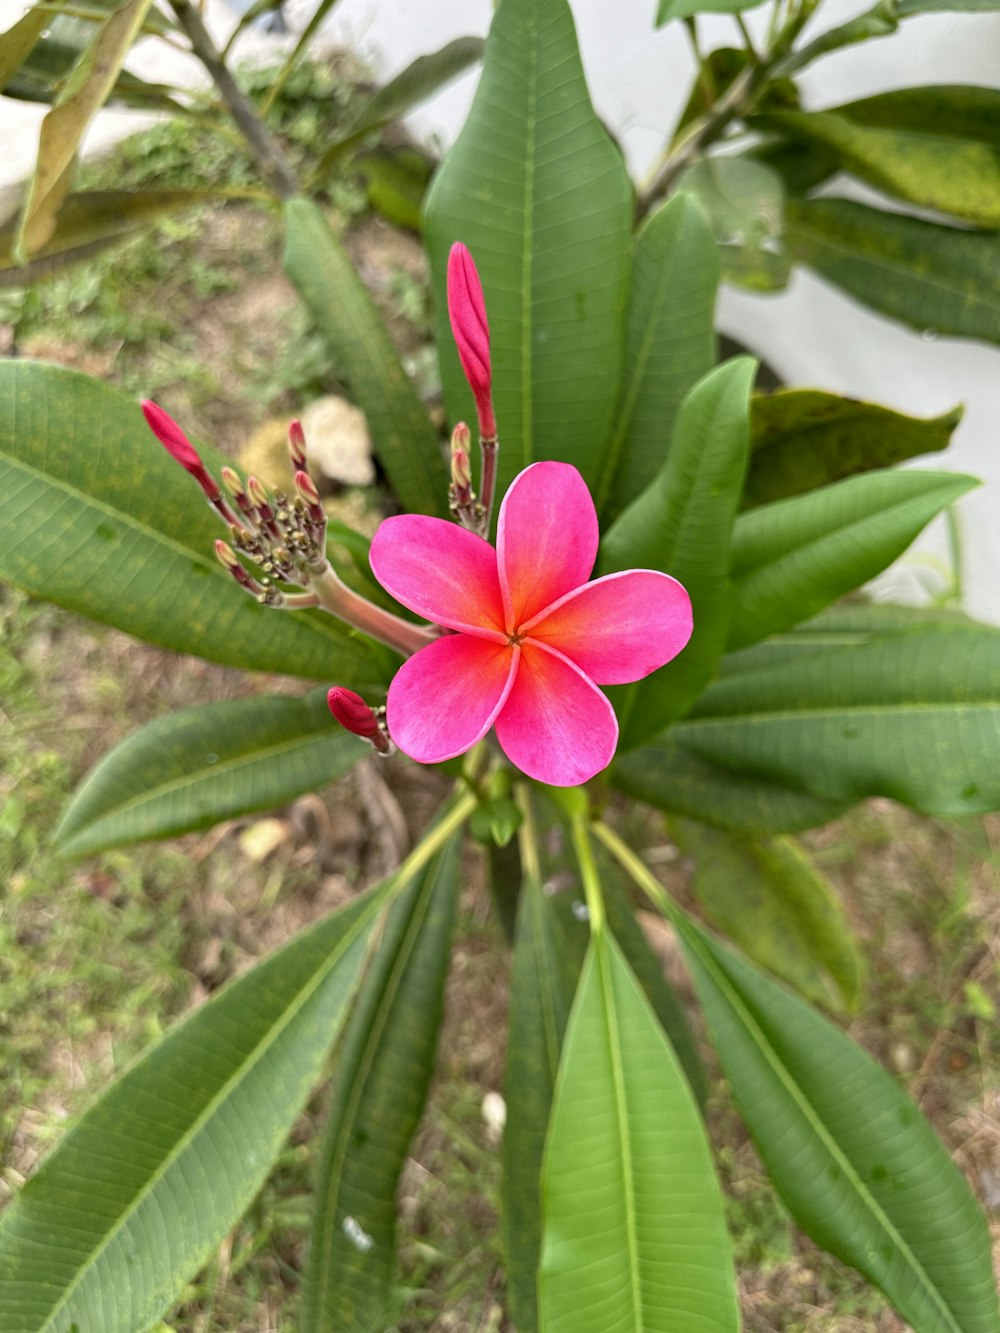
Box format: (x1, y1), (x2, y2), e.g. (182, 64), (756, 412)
(294, 470), (321, 506)
(141, 399), (223, 504)
(328, 687), (381, 740)
(450, 422), (473, 491)
(142, 400), (203, 474)
(447, 243), (496, 438)
(288, 419), (307, 470)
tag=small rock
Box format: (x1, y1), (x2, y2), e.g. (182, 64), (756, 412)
(890, 1041), (916, 1074)
(482, 1091), (507, 1143)
(238, 817), (288, 862)
(301, 395), (375, 486)
(238, 417), (288, 481)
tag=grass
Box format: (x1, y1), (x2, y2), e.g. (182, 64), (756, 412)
(2, 58), (999, 1333)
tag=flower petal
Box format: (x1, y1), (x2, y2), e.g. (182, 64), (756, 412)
(370, 515), (506, 638)
(524, 570), (693, 685)
(496, 461), (599, 629)
(494, 641), (618, 786)
(386, 633), (519, 764)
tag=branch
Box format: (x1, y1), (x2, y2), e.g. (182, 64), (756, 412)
(168, 0), (300, 200)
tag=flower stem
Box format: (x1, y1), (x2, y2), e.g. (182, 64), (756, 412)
(569, 815), (606, 936)
(515, 784), (544, 888)
(477, 433), (499, 538)
(387, 788), (478, 897)
(592, 820), (680, 929)
(307, 562), (439, 657)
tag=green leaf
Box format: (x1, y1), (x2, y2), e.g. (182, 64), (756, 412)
(899, 0), (1000, 14)
(668, 818), (862, 1011)
(729, 469), (978, 650)
(0, 885), (390, 1333)
(0, 361), (391, 687)
(257, 0), (345, 114)
(596, 193), (719, 518)
(16, 0), (154, 258)
(601, 357), (756, 747)
(678, 921), (1000, 1333)
(0, 0), (65, 93)
(759, 108), (1000, 229)
(423, 0), (632, 506)
(775, 0), (898, 73)
(282, 196), (444, 517)
(613, 736), (849, 832)
(673, 158), (789, 294)
(745, 387), (962, 509)
(674, 620), (1000, 816)
(352, 145), (434, 233)
(0, 189), (230, 287)
(599, 861), (708, 1105)
(300, 836), (460, 1332)
(2, 4), (170, 106)
(656, 0), (768, 20)
(504, 877), (588, 1333)
(748, 139), (840, 196)
(55, 689), (362, 857)
(834, 83), (1000, 148)
(539, 931), (738, 1333)
(311, 37), (484, 182)
(786, 198), (1000, 345)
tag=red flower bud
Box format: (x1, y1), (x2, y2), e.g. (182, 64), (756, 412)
(142, 400), (203, 474)
(447, 243), (496, 438)
(141, 399), (224, 505)
(327, 687), (380, 740)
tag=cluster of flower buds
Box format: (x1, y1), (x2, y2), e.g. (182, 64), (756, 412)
(141, 401), (438, 659)
(447, 243), (499, 537)
(142, 402), (326, 610)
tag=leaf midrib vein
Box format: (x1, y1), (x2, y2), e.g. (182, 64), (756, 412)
(684, 928), (963, 1333)
(33, 894), (382, 1332)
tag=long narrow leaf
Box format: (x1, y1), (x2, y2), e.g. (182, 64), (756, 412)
(787, 198), (1000, 345)
(310, 37), (484, 183)
(675, 620), (1000, 816)
(0, 189), (245, 288)
(744, 388), (961, 509)
(0, 885), (390, 1333)
(423, 0), (632, 505)
(728, 469), (978, 650)
(300, 836), (460, 1331)
(595, 193), (718, 519)
(602, 357), (756, 747)
(678, 921), (1000, 1333)
(504, 878), (588, 1333)
(669, 819), (862, 1011)
(0, 0), (67, 92)
(761, 108), (1000, 228)
(283, 196), (444, 517)
(16, 0), (154, 257)
(55, 689), (362, 857)
(613, 736), (849, 832)
(539, 931), (738, 1333)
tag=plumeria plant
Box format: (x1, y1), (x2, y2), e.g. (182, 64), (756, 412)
(2, 0), (1000, 1329)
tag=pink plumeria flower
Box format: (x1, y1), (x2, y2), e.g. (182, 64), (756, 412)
(369, 461), (692, 786)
